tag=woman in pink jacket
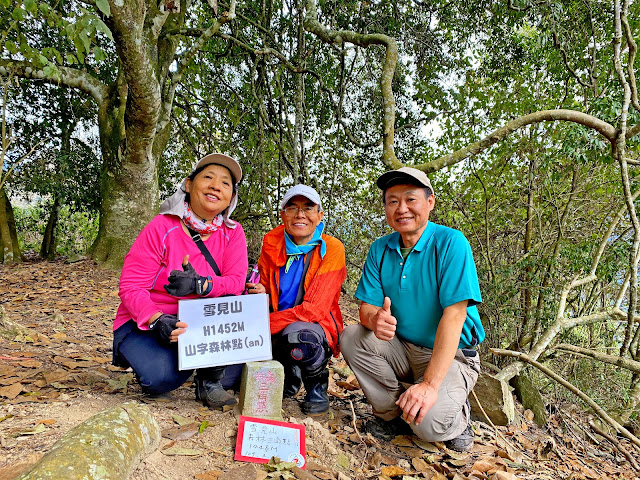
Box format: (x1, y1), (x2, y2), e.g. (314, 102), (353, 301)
(112, 154), (248, 408)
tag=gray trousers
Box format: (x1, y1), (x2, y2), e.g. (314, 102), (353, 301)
(340, 324), (480, 442)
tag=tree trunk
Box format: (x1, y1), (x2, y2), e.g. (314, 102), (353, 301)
(17, 402), (160, 480)
(88, 0), (183, 269)
(620, 374), (640, 426)
(0, 187), (21, 263)
(40, 196), (59, 260)
(518, 152), (535, 348)
(511, 374), (547, 426)
(88, 78), (162, 269)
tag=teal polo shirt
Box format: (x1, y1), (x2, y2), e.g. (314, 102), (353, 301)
(355, 222), (485, 349)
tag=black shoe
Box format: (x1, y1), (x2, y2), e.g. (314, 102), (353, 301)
(444, 424), (474, 452)
(301, 369), (329, 415)
(195, 378), (237, 409)
(284, 365), (302, 398)
(363, 416), (413, 441)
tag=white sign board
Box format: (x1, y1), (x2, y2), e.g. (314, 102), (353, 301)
(235, 416), (306, 468)
(177, 294), (271, 370)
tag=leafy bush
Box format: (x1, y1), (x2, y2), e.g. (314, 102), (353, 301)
(14, 203), (98, 258)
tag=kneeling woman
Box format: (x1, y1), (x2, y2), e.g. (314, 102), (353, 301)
(112, 154), (248, 408)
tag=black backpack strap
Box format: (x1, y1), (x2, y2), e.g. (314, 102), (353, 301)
(187, 227), (221, 277)
(378, 244), (388, 272)
(378, 245), (388, 297)
(293, 250), (314, 307)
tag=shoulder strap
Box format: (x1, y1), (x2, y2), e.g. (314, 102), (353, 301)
(187, 227), (221, 277)
(293, 250), (314, 307)
(434, 238), (440, 290)
(379, 245), (388, 272)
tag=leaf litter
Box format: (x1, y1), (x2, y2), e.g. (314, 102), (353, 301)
(1, 259), (639, 480)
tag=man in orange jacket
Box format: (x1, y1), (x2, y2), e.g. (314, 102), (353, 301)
(246, 185), (346, 414)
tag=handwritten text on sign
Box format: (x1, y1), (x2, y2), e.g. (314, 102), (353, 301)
(235, 416), (306, 468)
(178, 294), (271, 370)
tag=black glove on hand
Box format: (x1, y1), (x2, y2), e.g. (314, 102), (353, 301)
(164, 261), (212, 296)
(148, 314), (179, 343)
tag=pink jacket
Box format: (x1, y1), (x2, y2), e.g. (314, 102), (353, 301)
(114, 214), (248, 331)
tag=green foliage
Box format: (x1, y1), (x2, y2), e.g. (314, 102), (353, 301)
(14, 203), (98, 256)
(1, 0), (114, 70)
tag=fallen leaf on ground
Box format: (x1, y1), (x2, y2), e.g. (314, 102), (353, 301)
(16, 423), (46, 436)
(412, 438), (440, 453)
(195, 470), (223, 480)
(105, 373), (133, 392)
(391, 436), (413, 447)
(328, 389), (350, 399)
(381, 465), (409, 477)
(18, 360), (42, 368)
(43, 370), (70, 384)
(0, 383), (23, 399)
(162, 422), (200, 440)
(336, 375), (360, 391)
(336, 452), (350, 469)
(491, 472), (518, 480)
(161, 446), (203, 456)
(36, 419), (56, 425)
(223, 464), (258, 480)
(472, 460), (497, 473)
(411, 457), (430, 472)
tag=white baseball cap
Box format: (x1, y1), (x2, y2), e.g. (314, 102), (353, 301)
(280, 184), (322, 211)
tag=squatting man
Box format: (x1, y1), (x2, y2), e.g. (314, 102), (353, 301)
(340, 166), (485, 452)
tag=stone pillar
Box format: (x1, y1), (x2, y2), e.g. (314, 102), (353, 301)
(239, 361), (285, 420)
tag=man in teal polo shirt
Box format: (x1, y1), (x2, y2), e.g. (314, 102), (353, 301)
(340, 167), (484, 451)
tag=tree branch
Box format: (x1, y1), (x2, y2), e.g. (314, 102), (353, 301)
(303, 0), (400, 168)
(589, 421), (640, 471)
(491, 348), (640, 450)
(0, 61), (107, 104)
(552, 32), (593, 90)
(157, 1), (237, 132)
(415, 110), (617, 173)
(554, 344), (640, 374)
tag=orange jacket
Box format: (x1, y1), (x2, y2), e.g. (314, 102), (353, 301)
(258, 224), (347, 356)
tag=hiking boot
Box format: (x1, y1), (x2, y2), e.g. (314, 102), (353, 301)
(363, 416), (413, 441)
(284, 364), (302, 398)
(195, 378), (237, 409)
(301, 369), (330, 415)
(444, 424), (474, 452)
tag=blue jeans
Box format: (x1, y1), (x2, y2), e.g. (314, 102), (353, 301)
(113, 320), (226, 395)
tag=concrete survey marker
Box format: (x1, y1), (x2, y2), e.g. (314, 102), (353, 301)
(239, 361), (284, 420)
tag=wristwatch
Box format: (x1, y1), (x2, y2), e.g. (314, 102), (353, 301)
(196, 275), (213, 296)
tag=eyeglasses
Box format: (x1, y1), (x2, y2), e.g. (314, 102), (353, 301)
(283, 205), (318, 216)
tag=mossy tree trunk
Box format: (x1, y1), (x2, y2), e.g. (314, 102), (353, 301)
(18, 402), (160, 480)
(0, 187), (21, 264)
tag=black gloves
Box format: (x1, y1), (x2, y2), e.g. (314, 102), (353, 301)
(164, 261), (212, 297)
(148, 314), (179, 343)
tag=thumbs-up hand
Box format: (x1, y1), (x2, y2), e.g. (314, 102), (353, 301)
(164, 255), (211, 297)
(372, 296), (397, 341)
